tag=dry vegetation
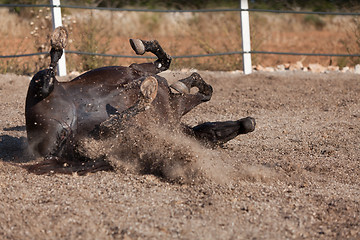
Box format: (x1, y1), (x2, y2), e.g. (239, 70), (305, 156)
(1, 7), (359, 74)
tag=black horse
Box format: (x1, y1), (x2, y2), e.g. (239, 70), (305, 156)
(25, 27), (255, 173)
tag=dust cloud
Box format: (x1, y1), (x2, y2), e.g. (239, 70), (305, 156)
(78, 113), (237, 185)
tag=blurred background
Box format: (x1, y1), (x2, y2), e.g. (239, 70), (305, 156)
(1, 0), (360, 74)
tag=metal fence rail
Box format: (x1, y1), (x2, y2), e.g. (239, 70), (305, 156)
(1, 2), (360, 74)
(2, 3), (360, 15)
(3, 50), (360, 60)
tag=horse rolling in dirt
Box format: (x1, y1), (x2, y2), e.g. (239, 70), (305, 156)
(25, 27), (256, 174)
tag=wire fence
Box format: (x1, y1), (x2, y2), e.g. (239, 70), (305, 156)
(1, 3), (360, 60)
(2, 50), (360, 60)
(2, 3), (360, 15)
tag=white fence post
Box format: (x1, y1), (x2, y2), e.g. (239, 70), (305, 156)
(50, 0), (67, 76)
(240, 0), (252, 74)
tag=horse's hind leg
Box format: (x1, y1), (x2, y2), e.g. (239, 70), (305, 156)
(98, 76), (159, 138)
(188, 117), (256, 146)
(25, 121), (78, 174)
(50, 26), (68, 68)
(130, 39), (172, 72)
(29, 27), (68, 100)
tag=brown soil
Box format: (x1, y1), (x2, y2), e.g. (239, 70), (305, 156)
(0, 70), (359, 239)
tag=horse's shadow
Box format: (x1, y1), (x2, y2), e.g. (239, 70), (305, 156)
(3, 126), (26, 132)
(1, 125), (113, 175)
(0, 126), (31, 163)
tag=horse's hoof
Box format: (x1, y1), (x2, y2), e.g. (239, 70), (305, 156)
(170, 81), (190, 94)
(240, 117), (256, 133)
(51, 26), (68, 50)
(140, 76), (158, 103)
(130, 39), (146, 55)
(249, 117), (256, 129)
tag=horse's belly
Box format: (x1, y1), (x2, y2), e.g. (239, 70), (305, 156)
(75, 90), (138, 136)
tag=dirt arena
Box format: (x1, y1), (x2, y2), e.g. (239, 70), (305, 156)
(0, 70), (359, 239)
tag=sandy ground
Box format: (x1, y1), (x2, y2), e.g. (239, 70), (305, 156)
(0, 70), (359, 239)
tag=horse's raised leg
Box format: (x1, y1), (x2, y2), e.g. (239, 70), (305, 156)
(170, 72), (212, 97)
(170, 72), (213, 117)
(26, 26), (72, 157)
(50, 26), (67, 66)
(26, 27), (68, 103)
(187, 117), (256, 146)
(129, 39), (172, 73)
(98, 76), (159, 138)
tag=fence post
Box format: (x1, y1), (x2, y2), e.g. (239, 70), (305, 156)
(240, 0), (252, 74)
(50, 0), (67, 76)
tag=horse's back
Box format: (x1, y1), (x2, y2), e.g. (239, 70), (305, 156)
(63, 66), (135, 90)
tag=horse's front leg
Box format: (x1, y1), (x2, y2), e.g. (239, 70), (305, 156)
(129, 39), (172, 74)
(186, 117), (256, 146)
(170, 72), (213, 117)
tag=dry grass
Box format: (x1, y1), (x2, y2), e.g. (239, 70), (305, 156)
(0, 8), (358, 74)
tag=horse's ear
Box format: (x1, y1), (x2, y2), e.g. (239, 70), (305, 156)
(50, 26), (68, 50)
